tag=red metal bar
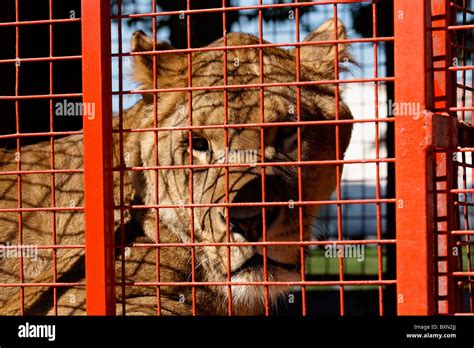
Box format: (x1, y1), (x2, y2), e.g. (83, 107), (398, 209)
(0, 131), (82, 139)
(294, 0), (307, 317)
(449, 65), (474, 71)
(185, 0), (197, 316)
(372, 0), (385, 316)
(0, 168), (83, 176)
(14, 0), (25, 315)
(332, 4), (346, 317)
(0, 207), (82, 213)
(0, 18), (81, 27)
(452, 0), (474, 315)
(447, 24), (474, 30)
(126, 239), (397, 248)
(0, 244), (84, 250)
(112, 76), (395, 95)
(0, 56), (81, 64)
(111, 37), (395, 58)
(430, 0), (459, 315)
(0, 93), (83, 100)
(120, 280), (397, 287)
(121, 198), (397, 210)
(0, 282), (84, 288)
(450, 2), (474, 14)
(394, 0), (436, 315)
(120, 158), (396, 172)
(221, 0), (233, 316)
(110, 0), (378, 20)
(81, 0), (115, 315)
(116, 0), (128, 317)
(151, 0), (163, 317)
(48, 0), (58, 315)
(257, 0), (270, 315)
(112, 118), (395, 133)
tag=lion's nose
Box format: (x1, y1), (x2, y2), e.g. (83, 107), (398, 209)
(226, 177), (281, 242)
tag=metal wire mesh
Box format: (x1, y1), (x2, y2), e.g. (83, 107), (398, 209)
(450, 0), (473, 315)
(110, 0), (396, 316)
(0, 0), (471, 317)
(0, 0), (84, 315)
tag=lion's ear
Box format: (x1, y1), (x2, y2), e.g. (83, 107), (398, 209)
(299, 19), (353, 76)
(131, 30), (186, 91)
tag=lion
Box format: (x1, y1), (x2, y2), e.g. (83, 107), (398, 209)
(0, 18), (353, 315)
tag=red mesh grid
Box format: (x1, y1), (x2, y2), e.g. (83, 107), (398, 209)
(0, 0), (84, 316)
(0, 0), (471, 317)
(111, 0), (396, 316)
(448, 0), (473, 315)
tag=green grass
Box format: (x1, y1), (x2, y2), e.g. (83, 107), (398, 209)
(305, 245), (387, 276)
(303, 245), (388, 292)
(303, 244), (472, 292)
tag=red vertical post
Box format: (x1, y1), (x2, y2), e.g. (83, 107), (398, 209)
(81, 0), (116, 315)
(430, 0), (459, 315)
(394, 0), (436, 315)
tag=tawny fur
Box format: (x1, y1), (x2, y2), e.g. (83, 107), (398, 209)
(0, 19), (353, 315)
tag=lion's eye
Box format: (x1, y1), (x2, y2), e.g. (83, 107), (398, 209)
(190, 136), (209, 152)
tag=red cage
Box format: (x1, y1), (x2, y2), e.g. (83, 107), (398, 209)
(0, 0), (472, 316)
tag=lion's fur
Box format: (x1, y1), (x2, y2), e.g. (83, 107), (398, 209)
(0, 19), (353, 315)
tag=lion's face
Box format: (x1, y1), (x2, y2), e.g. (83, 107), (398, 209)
(130, 19), (353, 313)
